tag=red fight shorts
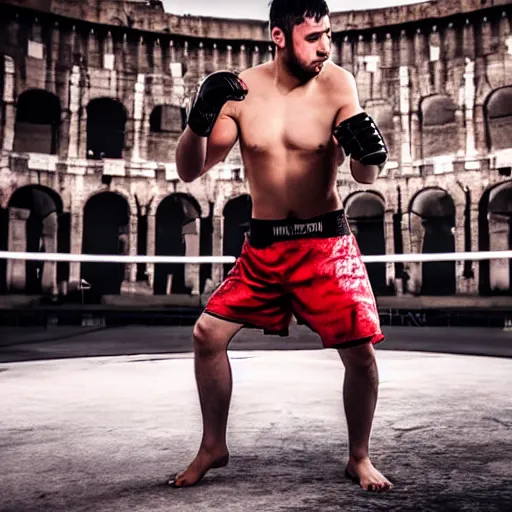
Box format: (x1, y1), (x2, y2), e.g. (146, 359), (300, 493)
(204, 209), (385, 349)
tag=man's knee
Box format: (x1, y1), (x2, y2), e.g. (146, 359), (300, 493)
(192, 314), (241, 355)
(339, 340), (376, 370)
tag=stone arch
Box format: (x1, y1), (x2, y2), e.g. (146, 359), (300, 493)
(86, 98), (128, 159)
(484, 87), (512, 152)
(154, 193), (201, 295)
(83, 187), (135, 217)
(14, 89), (61, 155)
(149, 105), (183, 133)
(223, 194), (252, 278)
(345, 191), (387, 295)
(6, 185), (67, 294)
(420, 94), (458, 159)
(364, 100), (395, 159)
(81, 192), (130, 297)
(148, 104), (184, 162)
(409, 187), (456, 295)
(478, 180), (512, 295)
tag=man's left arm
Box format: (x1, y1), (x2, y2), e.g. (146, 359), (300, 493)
(331, 71), (388, 185)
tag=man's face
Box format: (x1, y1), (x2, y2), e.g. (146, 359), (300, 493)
(286, 15), (331, 79)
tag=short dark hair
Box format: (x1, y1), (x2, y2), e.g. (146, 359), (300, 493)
(269, 0), (330, 39)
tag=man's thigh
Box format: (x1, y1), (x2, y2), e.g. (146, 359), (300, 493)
(290, 234), (385, 348)
(205, 243), (292, 336)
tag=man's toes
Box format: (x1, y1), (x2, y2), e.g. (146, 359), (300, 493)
(167, 473), (182, 487)
(379, 481), (393, 492)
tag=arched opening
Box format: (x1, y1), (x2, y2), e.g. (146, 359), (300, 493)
(81, 192), (130, 298)
(345, 192), (387, 295)
(86, 98), (127, 159)
(14, 89), (61, 154)
(7, 185), (65, 294)
(485, 87), (512, 152)
(148, 104), (184, 162)
(223, 195), (252, 278)
(410, 188), (456, 295)
(154, 194), (201, 295)
(479, 181), (512, 295)
(420, 94), (458, 158)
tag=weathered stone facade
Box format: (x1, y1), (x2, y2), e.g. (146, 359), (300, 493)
(0, 0), (511, 299)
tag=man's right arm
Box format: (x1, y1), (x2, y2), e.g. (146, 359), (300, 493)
(176, 109), (239, 183)
(175, 70), (247, 183)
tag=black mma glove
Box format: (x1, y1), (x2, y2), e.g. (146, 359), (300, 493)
(333, 112), (388, 168)
(187, 71), (248, 137)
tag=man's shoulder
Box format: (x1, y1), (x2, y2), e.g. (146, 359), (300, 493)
(321, 62), (356, 90)
(222, 64), (269, 119)
(238, 62), (271, 85)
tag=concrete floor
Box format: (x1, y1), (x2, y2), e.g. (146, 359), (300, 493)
(1, 325), (512, 511)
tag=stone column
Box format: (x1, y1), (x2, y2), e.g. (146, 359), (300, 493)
(469, 206), (479, 294)
(211, 215), (224, 286)
(454, 205), (466, 294)
(212, 43), (219, 71)
(488, 213), (510, 292)
(265, 45), (273, 63)
(153, 38), (163, 75)
(67, 65), (81, 159)
(408, 214), (424, 295)
(184, 218), (200, 296)
(463, 58), (478, 160)
(370, 33), (382, 99)
(131, 74), (145, 162)
(146, 214), (156, 291)
(2, 56), (15, 152)
(384, 210), (396, 290)
(399, 211), (411, 295)
(410, 111), (421, 164)
(252, 46), (260, 68)
(429, 26), (442, 93)
(40, 212), (58, 296)
(399, 29), (409, 66)
(226, 45), (233, 70)
(126, 214), (138, 286)
(399, 66), (413, 173)
(7, 208), (30, 293)
(198, 42), (205, 78)
(69, 209), (83, 284)
(341, 36), (353, 74)
(239, 45), (247, 71)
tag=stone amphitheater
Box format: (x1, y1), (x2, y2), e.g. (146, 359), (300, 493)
(0, 0), (511, 304)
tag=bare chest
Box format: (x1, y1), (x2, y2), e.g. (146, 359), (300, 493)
(238, 93), (337, 154)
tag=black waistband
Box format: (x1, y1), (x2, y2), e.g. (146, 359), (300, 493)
(248, 209), (351, 249)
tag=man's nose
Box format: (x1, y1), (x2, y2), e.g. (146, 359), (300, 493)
(317, 37), (330, 57)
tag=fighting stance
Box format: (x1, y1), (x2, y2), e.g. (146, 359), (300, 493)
(171, 0), (393, 492)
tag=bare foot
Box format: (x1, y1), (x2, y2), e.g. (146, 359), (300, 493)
(345, 457), (393, 492)
(168, 448), (229, 488)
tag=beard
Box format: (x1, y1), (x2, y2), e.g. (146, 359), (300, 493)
(284, 45), (320, 82)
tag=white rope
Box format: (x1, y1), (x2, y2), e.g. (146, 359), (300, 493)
(0, 250), (511, 264)
(0, 251), (236, 264)
(361, 250), (512, 263)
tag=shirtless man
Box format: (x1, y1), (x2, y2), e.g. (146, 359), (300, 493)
(170, 0), (393, 492)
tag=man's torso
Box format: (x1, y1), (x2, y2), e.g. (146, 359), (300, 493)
(227, 62), (347, 220)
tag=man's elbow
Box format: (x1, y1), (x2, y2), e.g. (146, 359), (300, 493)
(177, 169), (201, 183)
(350, 163), (380, 185)
(353, 173), (378, 185)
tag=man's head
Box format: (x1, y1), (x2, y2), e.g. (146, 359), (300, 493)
(269, 0), (331, 80)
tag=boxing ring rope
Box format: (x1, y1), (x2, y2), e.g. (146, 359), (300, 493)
(0, 250), (512, 264)
(0, 252), (236, 264)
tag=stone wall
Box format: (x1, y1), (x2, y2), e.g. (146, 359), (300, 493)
(0, 0), (512, 299)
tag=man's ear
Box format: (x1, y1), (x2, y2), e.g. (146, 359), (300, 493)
(271, 27), (286, 49)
